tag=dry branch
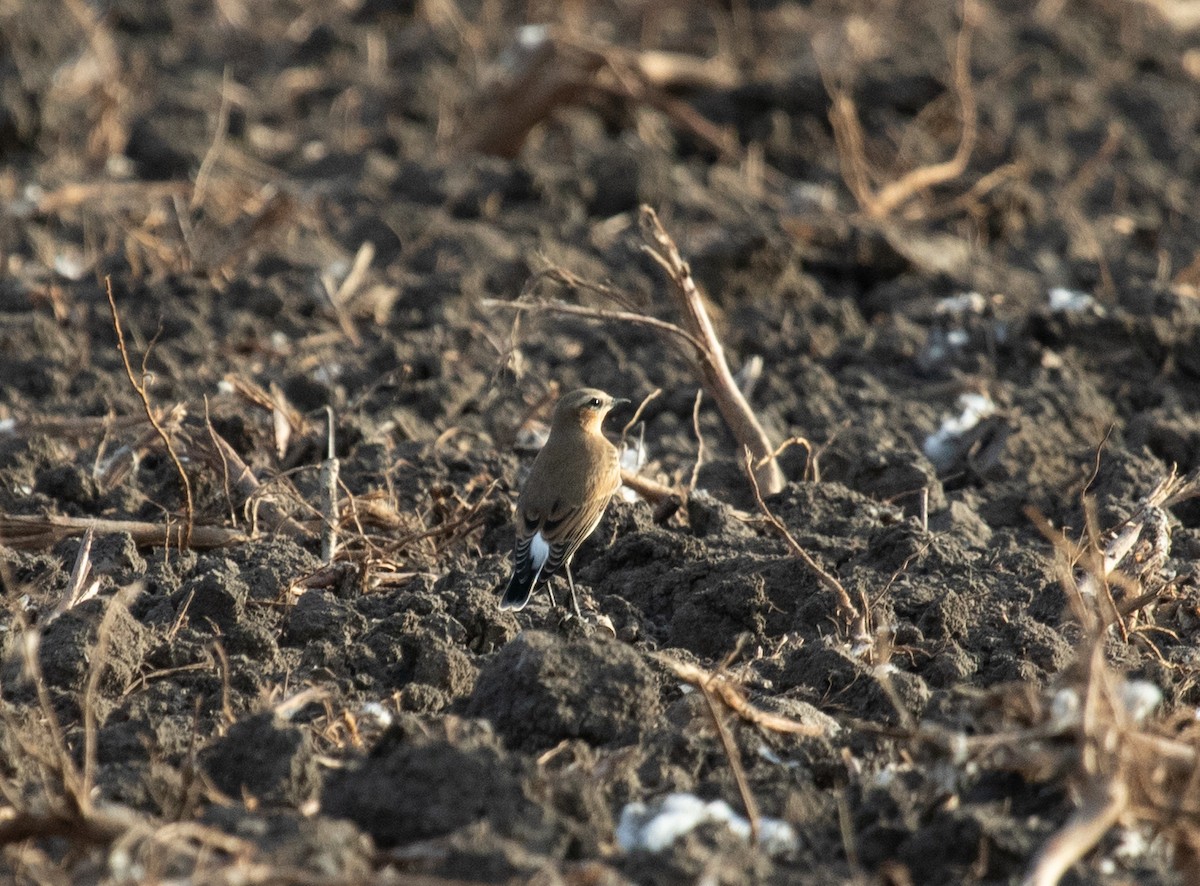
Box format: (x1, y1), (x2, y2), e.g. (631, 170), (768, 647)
(180, 423), (310, 539)
(82, 584), (142, 801)
(0, 514), (247, 550)
(488, 211), (787, 497)
(1009, 470), (1200, 883)
(824, 4), (979, 220)
(657, 654), (829, 738)
(320, 408), (340, 563)
(618, 468), (679, 507)
(106, 277), (195, 545)
(1024, 778), (1128, 886)
(640, 207), (785, 494)
(700, 668), (760, 845)
(482, 295), (706, 355)
(742, 449), (863, 634)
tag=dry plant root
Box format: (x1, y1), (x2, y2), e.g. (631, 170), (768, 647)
(105, 276), (195, 545)
(823, 2), (979, 220)
(742, 449), (864, 635)
(656, 653), (830, 739)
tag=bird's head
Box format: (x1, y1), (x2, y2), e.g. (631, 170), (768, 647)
(553, 388), (628, 434)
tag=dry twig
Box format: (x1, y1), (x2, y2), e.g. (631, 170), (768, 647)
(657, 653), (829, 738)
(639, 207), (784, 494)
(483, 295), (705, 356)
(618, 468), (679, 507)
(180, 423), (309, 539)
(687, 388), (706, 493)
(742, 449), (864, 636)
(0, 513), (247, 550)
(1013, 469), (1200, 883)
(824, 2), (979, 219)
(82, 584), (143, 800)
(320, 408), (340, 564)
(105, 276), (195, 545)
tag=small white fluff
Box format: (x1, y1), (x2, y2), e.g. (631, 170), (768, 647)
(1048, 687), (1081, 732)
(517, 24), (549, 49)
(1119, 679), (1162, 725)
(935, 291), (987, 316)
(358, 702), (393, 728)
(617, 792), (797, 857)
(1048, 287), (1105, 316)
(922, 392), (996, 470)
(620, 439), (646, 473)
(1051, 678), (1162, 732)
(54, 251), (88, 281)
(946, 328), (970, 348)
(618, 435), (647, 503)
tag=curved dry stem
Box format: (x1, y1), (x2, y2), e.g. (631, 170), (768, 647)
(105, 277), (194, 546)
(640, 206), (785, 494)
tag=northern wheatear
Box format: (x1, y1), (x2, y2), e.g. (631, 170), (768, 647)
(500, 388), (627, 618)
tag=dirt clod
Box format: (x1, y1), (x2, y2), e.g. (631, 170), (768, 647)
(465, 631), (662, 751)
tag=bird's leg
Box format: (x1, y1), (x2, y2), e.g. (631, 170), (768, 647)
(565, 563), (584, 620)
(546, 581), (558, 608)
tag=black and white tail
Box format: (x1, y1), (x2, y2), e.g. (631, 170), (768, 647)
(499, 531), (549, 610)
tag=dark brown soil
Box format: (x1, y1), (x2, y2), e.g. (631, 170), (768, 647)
(2, 1), (1200, 884)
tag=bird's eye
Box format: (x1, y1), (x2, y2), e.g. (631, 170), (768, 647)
(589, 398), (602, 408)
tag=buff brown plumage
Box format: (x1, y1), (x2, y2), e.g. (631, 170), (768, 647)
(500, 388), (627, 618)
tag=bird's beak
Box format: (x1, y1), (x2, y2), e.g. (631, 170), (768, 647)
(610, 398), (631, 408)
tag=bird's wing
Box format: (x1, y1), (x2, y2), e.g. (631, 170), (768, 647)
(536, 494), (610, 579)
(515, 435), (621, 579)
(538, 444), (621, 577)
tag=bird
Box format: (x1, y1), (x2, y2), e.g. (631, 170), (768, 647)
(500, 388), (628, 619)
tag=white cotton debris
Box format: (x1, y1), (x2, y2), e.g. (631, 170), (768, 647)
(324, 258), (351, 282)
(312, 363), (341, 384)
(6, 185), (41, 219)
(922, 392), (996, 470)
(616, 793), (798, 857)
(53, 250), (89, 281)
(358, 702), (393, 729)
(1050, 678), (1162, 733)
(0, 418), (14, 434)
(921, 293), (987, 368)
(1119, 680), (1163, 724)
(516, 23), (549, 49)
(755, 743), (803, 769)
(617, 426), (648, 502)
(1112, 827), (1151, 861)
(620, 437), (646, 473)
(935, 291), (987, 316)
(1048, 687), (1080, 733)
(1048, 287), (1105, 316)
